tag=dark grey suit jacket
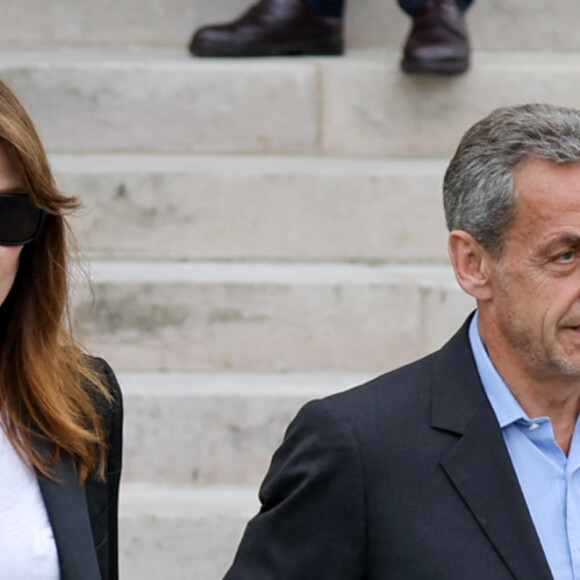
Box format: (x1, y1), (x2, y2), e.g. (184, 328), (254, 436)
(36, 358), (123, 580)
(224, 317), (554, 579)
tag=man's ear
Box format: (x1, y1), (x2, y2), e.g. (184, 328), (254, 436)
(448, 230), (495, 301)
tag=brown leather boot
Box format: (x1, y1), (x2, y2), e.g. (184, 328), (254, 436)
(401, 0), (470, 75)
(189, 0), (343, 57)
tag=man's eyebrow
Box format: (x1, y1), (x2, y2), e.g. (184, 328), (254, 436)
(541, 234), (580, 254)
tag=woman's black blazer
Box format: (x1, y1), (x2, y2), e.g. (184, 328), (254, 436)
(36, 357), (123, 580)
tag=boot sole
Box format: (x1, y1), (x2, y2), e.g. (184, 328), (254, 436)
(401, 56), (469, 75)
(191, 39), (344, 58)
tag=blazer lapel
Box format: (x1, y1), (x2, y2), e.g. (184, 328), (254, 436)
(431, 318), (553, 580)
(37, 448), (102, 580)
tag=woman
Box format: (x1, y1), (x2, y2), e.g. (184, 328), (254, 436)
(0, 80), (122, 580)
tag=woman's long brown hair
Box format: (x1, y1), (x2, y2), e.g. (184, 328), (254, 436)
(0, 80), (112, 483)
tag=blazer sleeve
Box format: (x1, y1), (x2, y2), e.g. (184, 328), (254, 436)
(223, 398), (366, 580)
(93, 357), (123, 580)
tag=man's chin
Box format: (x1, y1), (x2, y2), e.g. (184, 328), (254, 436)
(550, 355), (580, 377)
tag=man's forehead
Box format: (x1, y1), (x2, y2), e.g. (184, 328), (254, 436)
(514, 159), (580, 204)
(500, 160), (580, 242)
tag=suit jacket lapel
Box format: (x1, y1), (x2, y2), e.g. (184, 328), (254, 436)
(37, 447), (102, 580)
(431, 318), (553, 580)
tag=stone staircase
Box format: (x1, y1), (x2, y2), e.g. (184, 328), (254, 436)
(1, 1), (575, 577)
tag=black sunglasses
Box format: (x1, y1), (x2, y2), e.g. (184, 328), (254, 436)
(0, 194), (47, 246)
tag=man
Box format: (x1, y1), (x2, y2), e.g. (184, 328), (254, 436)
(190, 0), (472, 75)
(223, 103), (580, 579)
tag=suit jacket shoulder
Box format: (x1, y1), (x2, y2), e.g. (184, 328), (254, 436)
(224, 319), (553, 580)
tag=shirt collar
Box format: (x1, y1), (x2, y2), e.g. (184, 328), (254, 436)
(468, 311), (531, 428)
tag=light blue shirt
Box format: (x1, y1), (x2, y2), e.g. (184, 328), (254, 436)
(469, 312), (580, 580)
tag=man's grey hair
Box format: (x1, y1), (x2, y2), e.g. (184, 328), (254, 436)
(443, 103), (580, 258)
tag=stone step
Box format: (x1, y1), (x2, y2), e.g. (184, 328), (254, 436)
(120, 371), (374, 486)
(53, 153), (449, 262)
(119, 484), (256, 580)
(3, 48), (580, 156)
(73, 261), (474, 372)
(0, 0), (575, 53)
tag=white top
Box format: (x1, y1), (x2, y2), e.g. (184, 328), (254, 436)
(0, 425), (59, 579)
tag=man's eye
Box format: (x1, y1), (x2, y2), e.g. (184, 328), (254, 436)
(558, 250), (576, 262)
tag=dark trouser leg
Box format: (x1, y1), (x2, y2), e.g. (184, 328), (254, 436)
(306, 0), (474, 18)
(398, 0), (473, 16)
(303, 0), (345, 18)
